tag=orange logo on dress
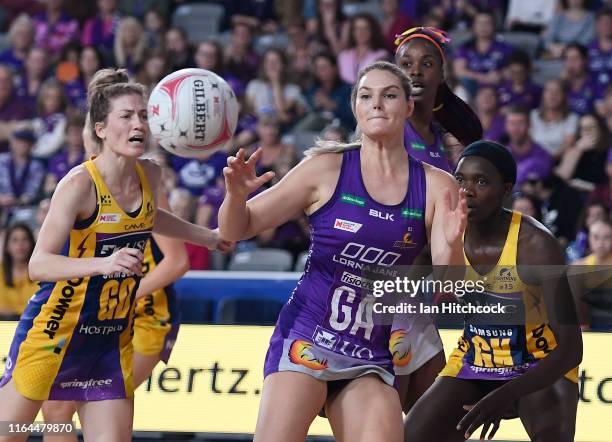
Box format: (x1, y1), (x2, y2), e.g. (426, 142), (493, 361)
(289, 340), (328, 370)
(389, 329), (412, 367)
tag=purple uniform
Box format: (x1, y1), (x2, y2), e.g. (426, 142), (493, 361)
(483, 114), (506, 142)
(264, 148), (435, 385)
(588, 41), (612, 89)
(498, 81), (542, 110)
(404, 121), (450, 172)
(568, 76), (600, 116)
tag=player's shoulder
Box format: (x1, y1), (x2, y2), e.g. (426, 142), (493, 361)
(56, 164), (95, 197)
(518, 213), (564, 265)
(423, 162), (457, 190)
(138, 158), (162, 185)
(292, 151), (344, 178)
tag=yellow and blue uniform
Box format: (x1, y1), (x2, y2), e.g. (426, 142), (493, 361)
(0, 159), (155, 401)
(440, 211), (578, 382)
(132, 237), (180, 363)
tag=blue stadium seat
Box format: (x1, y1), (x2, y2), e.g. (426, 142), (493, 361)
(501, 31), (542, 59)
(342, 1), (384, 22)
(532, 59), (564, 86)
(171, 3), (225, 44)
(178, 296), (214, 324)
(216, 297), (284, 325)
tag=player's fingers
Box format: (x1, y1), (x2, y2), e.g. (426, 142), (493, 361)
(235, 148), (246, 163)
(458, 188), (468, 214)
(479, 420), (492, 442)
(465, 415), (484, 441)
(488, 419), (500, 440)
(457, 405), (477, 433)
(246, 146), (264, 166)
(120, 252), (140, 263)
(255, 171), (275, 187)
(121, 247), (143, 260)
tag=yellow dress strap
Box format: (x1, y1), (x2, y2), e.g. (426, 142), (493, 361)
(134, 161), (152, 197)
(82, 159), (109, 201)
(498, 211), (522, 266)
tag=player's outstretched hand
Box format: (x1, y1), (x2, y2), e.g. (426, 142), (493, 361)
(223, 148), (275, 198)
(443, 187), (467, 247)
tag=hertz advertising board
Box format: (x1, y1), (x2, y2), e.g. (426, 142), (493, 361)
(0, 323), (610, 440)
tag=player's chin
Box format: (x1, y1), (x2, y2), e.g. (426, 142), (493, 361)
(120, 142), (147, 157)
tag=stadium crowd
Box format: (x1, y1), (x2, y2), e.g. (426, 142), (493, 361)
(0, 0), (610, 328)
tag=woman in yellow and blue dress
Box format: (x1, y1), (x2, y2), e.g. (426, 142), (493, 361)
(0, 68), (230, 442)
(404, 141), (582, 442)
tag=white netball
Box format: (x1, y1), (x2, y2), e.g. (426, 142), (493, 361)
(148, 68), (238, 158)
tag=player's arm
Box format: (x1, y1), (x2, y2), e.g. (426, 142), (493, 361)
(141, 158), (232, 251)
(426, 166), (467, 267)
(502, 226), (583, 388)
(219, 148), (332, 241)
(135, 192), (190, 300)
(458, 222), (583, 439)
(29, 167), (143, 281)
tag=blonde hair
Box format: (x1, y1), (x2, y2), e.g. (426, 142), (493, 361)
(114, 16), (147, 69)
(8, 14), (34, 45)
(303, 138), (361, 157)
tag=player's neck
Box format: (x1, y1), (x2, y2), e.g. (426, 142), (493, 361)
(411, 101), (435, 129)
(361, 134), (407, 173)
(468, 208), (510, 241)
(94, 151), (139, 188)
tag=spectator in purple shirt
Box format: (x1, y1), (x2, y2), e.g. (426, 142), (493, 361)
(196, 176), (225, 230)
(46, 114), (85, 187)
(475, 86), (506, 142)
(504, 106), (553, 187)
(0, 14), (35, 73)
(31, 79), (68, 159)
(81, 0), (121, 65)
(64, 45), (103, 111)
(588, 9), (612, 92)
(498, 50), (542, 112)
(0, 128), (45, 214)
(164, 26), (194, 72)
(135, 47), (169, 94)
(170, 151), (229, 196)
(562, 43), (601, 116)
(454, 9), (514, 97)
(15, 47), (51, 110)
(224, 22), (260, 86)
(0, 66), (34, 152)
(32, 0), (79, 61)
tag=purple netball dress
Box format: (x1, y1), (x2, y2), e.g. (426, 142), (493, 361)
(263, 148), (435, 385)
(403, 121), (450, 172)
